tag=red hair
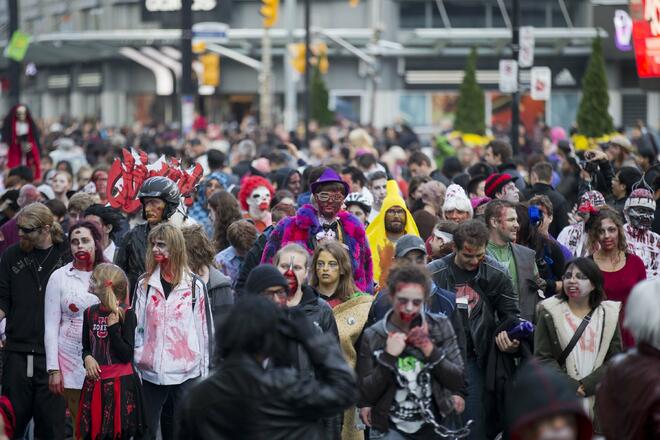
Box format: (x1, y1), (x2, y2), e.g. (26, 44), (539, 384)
(238, 176), (275, 211)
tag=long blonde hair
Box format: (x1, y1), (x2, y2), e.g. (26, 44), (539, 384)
(309, 241), (358, 302)
(145, 223), (189, 288)
(16, 203), (65, 244)
(91, 263), (129, 321)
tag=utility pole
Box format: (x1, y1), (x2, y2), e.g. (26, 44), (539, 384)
(180, 0), (195, 137)
(303, 0), (311, 147)
(259, 29), (273, 128)
(8, 0), (20, 106)
(367, 0), (381, 126)
(284, 0), (297, 132)
(510, 0), (520, 156)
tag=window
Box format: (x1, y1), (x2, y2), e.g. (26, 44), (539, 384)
(442, 1), (486, 28)
(400, 1), (427, 29)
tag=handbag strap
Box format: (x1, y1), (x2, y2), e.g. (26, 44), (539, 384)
(558, 308), (595, 367)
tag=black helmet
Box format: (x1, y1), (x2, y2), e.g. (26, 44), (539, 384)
(137, 176), (181, 220)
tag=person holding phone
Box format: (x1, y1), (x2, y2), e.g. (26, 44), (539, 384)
(356, 264), (464, 439)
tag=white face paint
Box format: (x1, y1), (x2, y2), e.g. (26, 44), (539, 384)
(247, 186), (271, 212)
(563, 267), (594, 298)
(498, 182), (519, 202)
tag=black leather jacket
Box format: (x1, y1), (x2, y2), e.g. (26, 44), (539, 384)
(356, 310), (464, 433)
(427, 254), (520, 367)
(177, 334), (357, 440)
(115, 222), (149, 296)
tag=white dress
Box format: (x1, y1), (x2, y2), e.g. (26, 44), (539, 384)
(44, 263), (100, 389)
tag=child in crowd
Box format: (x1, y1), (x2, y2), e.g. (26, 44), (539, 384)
(78, 263), (145, 440)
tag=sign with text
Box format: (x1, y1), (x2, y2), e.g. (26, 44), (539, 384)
(141, 0), (231, 26)
(631, 0), (660, 78)
(530, 67), (551, 101)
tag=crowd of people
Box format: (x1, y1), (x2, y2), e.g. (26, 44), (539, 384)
(0, 104), (658, 440)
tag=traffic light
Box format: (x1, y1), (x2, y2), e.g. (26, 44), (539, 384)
(315, 42), (329, 75)
(261, 0), (280, 28)
(200, 53), (220, 86)
(290, 43), (306, 74)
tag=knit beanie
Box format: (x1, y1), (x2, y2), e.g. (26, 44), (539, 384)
(245, 264), (289, 295)
(442, 184), (473, 216)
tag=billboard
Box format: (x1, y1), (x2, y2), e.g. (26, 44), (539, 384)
(631, 0), (660, 78)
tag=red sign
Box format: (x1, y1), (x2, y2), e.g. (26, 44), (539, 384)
(632, 0), (660, 78)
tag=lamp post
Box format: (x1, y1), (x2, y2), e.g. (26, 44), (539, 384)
(510, 0), (520, 156)
(8, 0), (20, 106)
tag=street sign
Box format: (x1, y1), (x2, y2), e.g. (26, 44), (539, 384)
(519, 26), (535, 68)
(531, 67), (551, 101)
(499, 59), (518, 93)
(192, 22), (229, 43)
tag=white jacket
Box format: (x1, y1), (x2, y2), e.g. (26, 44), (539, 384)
(44, 263), (99, 389)
(133, 267), (211, 385)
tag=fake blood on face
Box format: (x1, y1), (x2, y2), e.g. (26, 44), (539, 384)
(73, 251), (94, 271)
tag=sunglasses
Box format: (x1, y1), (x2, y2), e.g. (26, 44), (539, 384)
(19, 225), (40, 234)
(315, 192), (344, 202)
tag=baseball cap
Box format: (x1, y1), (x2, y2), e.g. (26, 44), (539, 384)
(395, 234), (427, 258)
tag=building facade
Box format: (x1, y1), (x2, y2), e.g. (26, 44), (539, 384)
(0, 0), (657, 133)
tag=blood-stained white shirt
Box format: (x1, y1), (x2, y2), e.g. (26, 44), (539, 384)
(624, 223), (660, 280)
(44, 263), (99, 389)
(133, 266), (211, 385)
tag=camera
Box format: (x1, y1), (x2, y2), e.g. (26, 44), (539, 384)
(579, 159), (599, 174)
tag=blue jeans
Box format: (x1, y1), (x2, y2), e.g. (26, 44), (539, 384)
(464, 357), (486, 440)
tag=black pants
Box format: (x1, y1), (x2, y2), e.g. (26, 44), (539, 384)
(1, 351), (66, 440)
(140, 378), (196, 440)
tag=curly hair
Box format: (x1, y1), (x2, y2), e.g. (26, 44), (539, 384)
(238, 176), (275, 211)
(209, 191), (242, 252)
(586, 207), (628, 254)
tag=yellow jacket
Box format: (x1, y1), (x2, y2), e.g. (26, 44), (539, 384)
(366, 180), (419, 284)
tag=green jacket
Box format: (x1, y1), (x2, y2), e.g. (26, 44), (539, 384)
(534, 296), (622, 395)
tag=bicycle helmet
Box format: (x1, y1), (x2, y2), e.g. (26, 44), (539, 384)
(137, 176), (181, 221)
(344, 192), (372, 215)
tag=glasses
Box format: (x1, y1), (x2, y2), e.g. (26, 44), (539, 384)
(315, 192), (344, 202)
(316, 261), (339, 270)
(261, 287), (287, 298)
(19, 225), (40, 234)
(562, 271), (589, 281)
(395, 297), (424, 307)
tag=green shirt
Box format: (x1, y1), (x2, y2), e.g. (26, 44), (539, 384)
(487, 241), (518, 294)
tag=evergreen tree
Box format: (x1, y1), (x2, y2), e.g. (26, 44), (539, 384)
(454, 47), (485, 135)
(577, 38), (614, 137)
(310, 66), (334, 126)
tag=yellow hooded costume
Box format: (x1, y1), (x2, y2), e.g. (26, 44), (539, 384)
(366, 180), (419, 285)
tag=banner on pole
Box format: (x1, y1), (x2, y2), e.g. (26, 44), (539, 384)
(499, 59), (518, 93)
(530, 67), (552, 101)
(4, 31), (31, 62)
(519, 26), (535, 68)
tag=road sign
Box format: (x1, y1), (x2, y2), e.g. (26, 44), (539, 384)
(192, 22), (229, 43)
(531, 67), (552, 101)
(499, 59), (518, 93)
(519, 26), (535, 68)
(4, 31), (31, 62)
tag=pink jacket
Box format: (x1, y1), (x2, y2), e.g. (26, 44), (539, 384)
(133, 267), (211, 385)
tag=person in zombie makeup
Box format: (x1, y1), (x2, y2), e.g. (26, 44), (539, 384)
(535, 258), (622, 432)
(1, 104), (42, 182)
(0, 203), (70, 439)
(356, 264), (465, 439)
(367, 180), (420, 285)
(484, 173), (521, 203)
(621, 188), (660, 280)
(586, 208), (646, 349)
(427, 220), (521, 440)
(115, 176), (182, 294)
(44, 221), (106, 434)
(557, 190), (608, 258)
(132, 223), (212, 440)
(247, 245), (341, 440)
(238, 176), (275, 233)
(261, 168), (373, 293)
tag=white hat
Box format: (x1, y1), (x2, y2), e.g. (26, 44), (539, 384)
(442, 184), (473, 216)
(37, 184), (55, 201)
(624, 188), (656, 211)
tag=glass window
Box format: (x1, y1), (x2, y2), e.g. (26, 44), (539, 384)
(400, 1), (427, 29)
(521, 3), (547, 27)
(400, 93), (428, 128)
(443, 1), (486, 28)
